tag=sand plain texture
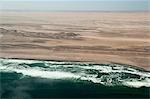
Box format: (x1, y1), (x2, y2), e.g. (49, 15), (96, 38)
(0, 12), (150, 70)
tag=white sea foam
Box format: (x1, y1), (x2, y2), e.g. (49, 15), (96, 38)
(77, 65), (150, 77)
(122, 78), (150, 88)
(0, 65), (80, 79)
(15, 69), (80, 79)
(0, 59), (36, 64)
(0, 58), (150, 88)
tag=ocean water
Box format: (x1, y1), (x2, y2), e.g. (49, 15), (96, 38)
(0, 58), (150, 99)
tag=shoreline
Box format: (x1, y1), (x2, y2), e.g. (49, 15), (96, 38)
(0, 57), (149, 72)
(0, 12), (149, 71)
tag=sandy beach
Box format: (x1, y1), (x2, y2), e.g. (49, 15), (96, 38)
(0, 12), (150, 70)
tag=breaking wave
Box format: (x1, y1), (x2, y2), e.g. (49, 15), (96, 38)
(0, 58), (150, 88)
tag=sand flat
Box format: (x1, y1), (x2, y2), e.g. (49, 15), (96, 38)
(0, 12), (150, 70)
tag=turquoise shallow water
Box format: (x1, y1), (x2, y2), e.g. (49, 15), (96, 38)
(0, 58), (150, 99)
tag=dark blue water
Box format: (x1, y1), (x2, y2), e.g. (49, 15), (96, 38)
(0, 59), (150, 99)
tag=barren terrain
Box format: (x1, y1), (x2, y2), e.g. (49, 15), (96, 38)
(0, 12), (149, 70)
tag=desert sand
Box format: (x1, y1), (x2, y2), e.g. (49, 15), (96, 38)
(0, 12), (150, 70)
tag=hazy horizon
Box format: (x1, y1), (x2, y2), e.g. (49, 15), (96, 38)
(0, 0), (149, 12)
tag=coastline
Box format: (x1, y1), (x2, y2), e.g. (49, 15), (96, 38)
(1, 57), (150, 89)
(0, 1), (150, 98)
(0, 12), (149, 71)
(0, 57), (149, 72)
